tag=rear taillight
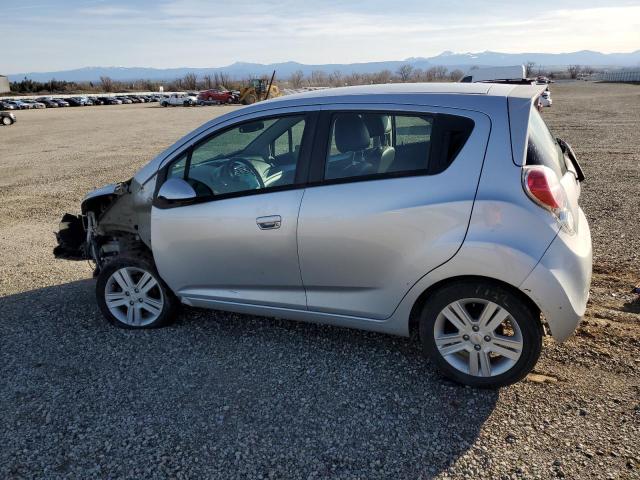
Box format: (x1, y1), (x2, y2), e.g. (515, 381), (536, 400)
(522, 165), (575, 234)
(524, 166), (563, 209)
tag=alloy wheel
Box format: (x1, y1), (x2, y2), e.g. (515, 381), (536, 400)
(104, 267), (164, 326)
(433, 298), (523, 377)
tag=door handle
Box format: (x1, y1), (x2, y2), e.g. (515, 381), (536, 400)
(256, 215), (281, 230)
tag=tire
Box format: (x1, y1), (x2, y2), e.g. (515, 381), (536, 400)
(96, 252), (178, 329)
(243, 93), (257, 105)
(1, 116), (12, 126)
(419, 280), (542, 388)
(161, 102), (168, 107)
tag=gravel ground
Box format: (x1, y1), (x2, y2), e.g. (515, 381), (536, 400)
(1, 84), (638, 479)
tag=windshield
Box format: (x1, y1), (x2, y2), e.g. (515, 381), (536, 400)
(526, 107), (567, 177)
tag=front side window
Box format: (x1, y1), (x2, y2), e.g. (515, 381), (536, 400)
(325, 112), (434, 181)
(166, 115), (307, 199)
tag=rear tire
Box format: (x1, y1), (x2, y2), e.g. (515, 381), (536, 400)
(419, 280), (542, 388)
(96, 253), (178, 329)
(161, 101), (168, 107)
(1, 116), (12, 126)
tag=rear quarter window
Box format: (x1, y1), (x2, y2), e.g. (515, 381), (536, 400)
(526, 108), (567, 178)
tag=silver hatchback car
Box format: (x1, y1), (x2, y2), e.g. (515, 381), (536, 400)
(55, 83), (592, 387)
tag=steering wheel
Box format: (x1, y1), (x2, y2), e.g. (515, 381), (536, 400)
(221, 158), (265, 190)
(186, 178), (214, 197)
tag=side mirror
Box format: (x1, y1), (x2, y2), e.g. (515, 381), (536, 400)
(157, 178), (197, 201)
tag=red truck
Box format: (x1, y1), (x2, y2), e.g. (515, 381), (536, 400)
(197, 89), (238, 105)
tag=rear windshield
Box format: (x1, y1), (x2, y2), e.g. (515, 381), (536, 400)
(526, 108), (567, 177)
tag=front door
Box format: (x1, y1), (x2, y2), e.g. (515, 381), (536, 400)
(151, 113), (313, 309)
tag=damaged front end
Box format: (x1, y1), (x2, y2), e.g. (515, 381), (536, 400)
(53, 177), (155, 271)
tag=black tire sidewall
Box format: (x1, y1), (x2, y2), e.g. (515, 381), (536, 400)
(420, 281), (542, 388)
(95, 255), (177, 329)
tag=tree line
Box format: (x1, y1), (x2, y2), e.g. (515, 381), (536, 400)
(8, 64), (602, 94)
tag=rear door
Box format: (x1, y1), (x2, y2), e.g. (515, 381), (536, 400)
(297, 105), (491, 319)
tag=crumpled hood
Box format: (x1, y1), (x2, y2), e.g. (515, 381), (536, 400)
(80, 183), (123, 212)
(83, 183), (118, 202)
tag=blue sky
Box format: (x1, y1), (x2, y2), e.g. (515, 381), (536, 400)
(3, 0), (640, 73)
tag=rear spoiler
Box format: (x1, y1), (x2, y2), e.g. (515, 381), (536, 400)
(507, 84), (549, 166)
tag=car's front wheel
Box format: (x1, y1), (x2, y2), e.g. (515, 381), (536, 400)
(420, 280), (542, 388)
(96, 254), (178, 329)
(1, 116), (13, 126)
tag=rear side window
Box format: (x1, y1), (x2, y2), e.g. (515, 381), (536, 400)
(324, 112), (473, 182)
(526, 108), (567, 177)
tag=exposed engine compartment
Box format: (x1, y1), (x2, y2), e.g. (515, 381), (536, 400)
(53, 176), (156, 271)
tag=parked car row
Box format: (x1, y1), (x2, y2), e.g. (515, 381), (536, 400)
(1, 91), (242, 111)
(0, 94), (165, 110)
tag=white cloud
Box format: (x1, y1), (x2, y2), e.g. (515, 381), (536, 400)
(3, 1), (639, 72)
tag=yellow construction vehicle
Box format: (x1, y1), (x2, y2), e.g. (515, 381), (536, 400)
(238, 71), (281, 105)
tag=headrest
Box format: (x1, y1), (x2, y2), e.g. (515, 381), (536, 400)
(362, 114), (391, 137)
(334, 114), (370, 153)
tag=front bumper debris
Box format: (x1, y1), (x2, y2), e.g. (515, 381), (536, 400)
(53, 213), (87, 260)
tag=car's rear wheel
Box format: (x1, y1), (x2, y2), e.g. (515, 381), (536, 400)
(1, 116), (13, 126)
(96, 254), (177, 329)
(419, 280), (542, 388)
(161, 101), (168, 107)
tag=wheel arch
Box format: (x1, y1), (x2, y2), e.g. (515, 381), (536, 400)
(408, 275), (542, 339)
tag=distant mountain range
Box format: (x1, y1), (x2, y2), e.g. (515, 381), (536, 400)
(8, 50), (640, 82)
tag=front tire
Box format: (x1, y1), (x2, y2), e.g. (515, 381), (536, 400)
(1, 116), (13, 126)
(96, 254), (177, 329)
(243, 93), (257, 105)
(419, 280), (542, 388)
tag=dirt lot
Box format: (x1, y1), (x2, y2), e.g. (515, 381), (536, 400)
(1, 83), (638, 479)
